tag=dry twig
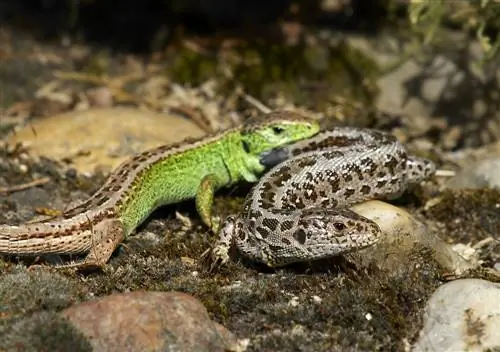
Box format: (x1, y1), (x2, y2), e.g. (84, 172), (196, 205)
(0, 177), (51, 194)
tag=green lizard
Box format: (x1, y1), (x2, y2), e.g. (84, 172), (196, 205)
(0, 111), (319, 268)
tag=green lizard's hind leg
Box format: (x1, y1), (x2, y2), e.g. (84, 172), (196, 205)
(196, 174), (221, 233)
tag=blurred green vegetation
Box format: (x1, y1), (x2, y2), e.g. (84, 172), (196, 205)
(405, 0), (500, 64)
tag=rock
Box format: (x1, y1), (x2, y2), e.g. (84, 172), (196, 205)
(447, 157), (500, 189)
(6, 107), (205, 173)
(443, 137), (500, 189)
(61, 291), (240, 352)
(348, 33), (499, 147)
(348, 200), (477, 275)
(413, 279), (500, 351)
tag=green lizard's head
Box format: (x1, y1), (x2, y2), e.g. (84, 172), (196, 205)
(241, 111), (320, 156)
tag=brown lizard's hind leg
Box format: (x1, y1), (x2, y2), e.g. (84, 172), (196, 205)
(56, 219), (125, 269)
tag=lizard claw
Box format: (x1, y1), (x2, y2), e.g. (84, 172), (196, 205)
(210, 245), (230, 269)
(199, 215), (236, 271)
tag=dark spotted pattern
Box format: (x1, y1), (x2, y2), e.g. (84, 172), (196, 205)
(360, 185), (371, 195)
(290, 135), (363, 156)
(262, 218), (279, 231)
(215, 127), (436, 267)
(280, 220), (294, 231)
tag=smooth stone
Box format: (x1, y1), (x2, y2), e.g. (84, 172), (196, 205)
(413, 279), (500, 352)
(61, 291), (239, 351)
(350, 200), (477, 275)
(6, 107), (205, 173)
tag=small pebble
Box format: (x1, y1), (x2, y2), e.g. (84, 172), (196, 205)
(312, 295), (322, 304)
(288, 296), (300, 307)
(18, 164), (28, 173)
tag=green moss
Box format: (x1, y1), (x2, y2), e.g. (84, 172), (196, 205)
(425, 188), (500, 244)
(0, 270), (83, 319)
(1, 311), (92, 352)
(168, 48), (218, 86)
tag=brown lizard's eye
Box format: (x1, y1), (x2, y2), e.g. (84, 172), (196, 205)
(333, 222), (346, 231)
(272, 126), (285, 134)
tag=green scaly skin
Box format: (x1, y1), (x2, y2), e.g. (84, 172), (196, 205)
(0, 111), (320, 268)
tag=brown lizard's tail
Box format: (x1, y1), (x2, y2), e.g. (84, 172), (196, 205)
(0, 221), (92, 255)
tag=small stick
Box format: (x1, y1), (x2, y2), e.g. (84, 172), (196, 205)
(435, 169), (456, 177)
(242, 93), (271, 113)
(0, 177), (51, 194)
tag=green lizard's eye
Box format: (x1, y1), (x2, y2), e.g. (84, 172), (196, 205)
(272, 126), (285, 134)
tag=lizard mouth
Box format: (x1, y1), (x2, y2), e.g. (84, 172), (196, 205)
(259, 147), (290, 168)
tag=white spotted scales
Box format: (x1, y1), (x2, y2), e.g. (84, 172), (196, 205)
(211, 127), (436, 267)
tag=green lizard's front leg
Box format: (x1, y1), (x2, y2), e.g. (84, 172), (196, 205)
(196, 174), (221, 233)
(197, 154), (262, 233)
